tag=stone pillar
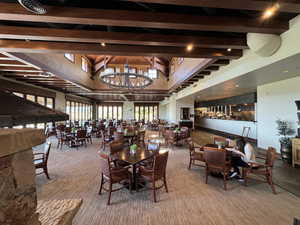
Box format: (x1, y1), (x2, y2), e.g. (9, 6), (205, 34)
(0, 128), (45, 225)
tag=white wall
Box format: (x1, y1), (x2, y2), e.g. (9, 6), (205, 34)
(257, 76), (300, 152)
(159, 104), (167, 120)
(123, 101), (134, 120)
(55, 91), (66, 112)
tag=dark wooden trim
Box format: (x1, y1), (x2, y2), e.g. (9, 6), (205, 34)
(0, 2), (288, 34)
(0, 78), (56, 98)
(0, 25), (248, 49)
(121, 0), (300, 13)
(0, 40), (243, 59)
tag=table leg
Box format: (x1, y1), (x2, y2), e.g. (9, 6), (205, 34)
(133, 164), (137, 191)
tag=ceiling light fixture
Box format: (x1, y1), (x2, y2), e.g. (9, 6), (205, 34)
(101, 42), (106, 47)
(235, 84), (239, 88)
(186, 44), (194, 52)
(227, 48), (232, 52)
(262, 3), (280, 19)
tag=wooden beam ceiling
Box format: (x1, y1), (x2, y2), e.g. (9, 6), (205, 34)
(0, 25), (248, 50)
(0, 2), (288, 34)
(121, 0), (300, 13)
(0, 40), (242, 59)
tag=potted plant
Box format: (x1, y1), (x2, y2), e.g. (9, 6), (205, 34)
(276, 119), (295, 164)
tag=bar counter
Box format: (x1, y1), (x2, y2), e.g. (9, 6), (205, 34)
(196, 118), (257, 140)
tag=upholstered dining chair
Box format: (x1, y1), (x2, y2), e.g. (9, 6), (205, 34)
(33, 142), (51, 179)
(242, 147), (277, 194)
(138, 151), (169, 202)
(75, 129), (87, 147)
(109, 140), (130, 167)
(203, 146), (231, 191)
(187, 138), (205, 170)
(98, 153), (132, 205)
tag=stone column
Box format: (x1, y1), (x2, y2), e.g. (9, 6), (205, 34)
(0, 128), (45, 225)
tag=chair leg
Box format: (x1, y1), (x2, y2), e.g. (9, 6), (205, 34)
(205, 167), (209, 184)
(163, 176), (169, 193)
(57, 140), (60, 149)
(223, 172), (227, 191)
(44, 166), (50, 179)
(98, 174), (104, 195)
(107, 182), (112, 205)
(152, 181), (157, 203)
(188, 159), (192, 170)
(267, 171), (277, 194)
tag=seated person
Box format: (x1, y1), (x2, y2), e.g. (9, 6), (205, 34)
(226, 138), (257, 180)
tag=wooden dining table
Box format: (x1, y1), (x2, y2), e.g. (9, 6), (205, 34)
(114, 147), (158, 190)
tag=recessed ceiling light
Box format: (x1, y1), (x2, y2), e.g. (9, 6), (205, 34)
(283, 70), (289, 73)
(227, 48), (232, 52)
(235, 84), (239, 88)
(101, 42), (106, 47)
(262, 3), (280, 19)
(24, 75), (27, 77)
(186, 44), (194, 52)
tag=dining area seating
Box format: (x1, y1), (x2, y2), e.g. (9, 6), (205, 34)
(98, 136), (169, 205)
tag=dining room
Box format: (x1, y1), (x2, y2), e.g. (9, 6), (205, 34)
(1, 0), (300, 225)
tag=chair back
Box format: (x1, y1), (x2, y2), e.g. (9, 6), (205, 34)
(110, 140), (124, 154)
(43, 142), (51, 164)
(147, 142), (160, 151)
(98, 153), (111, 178)
(266, 147), (276, 167)
(204, 147), (227, 169)
(187, 138), (195, 155)
(65, 127), (71, 134)
(153, 151), (169, 179)
(114, 131), (124, 141)
(138, 130), (146, 141)
(76, 129), (87, 138)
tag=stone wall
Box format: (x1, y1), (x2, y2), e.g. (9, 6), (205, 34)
(0, 129), (45, 225)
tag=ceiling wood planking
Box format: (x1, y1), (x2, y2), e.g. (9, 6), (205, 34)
(0, 59), (29, 67)
(0, 40), (243, 59)
(0, 25), (248, 50)
(212, 59), (230, 66)
(0, 3), (288, 34)
(120, 0), (300, 13)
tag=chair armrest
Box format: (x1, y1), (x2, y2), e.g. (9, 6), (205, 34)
(249, 162), (266, 169)
(139, 166), (154, 174)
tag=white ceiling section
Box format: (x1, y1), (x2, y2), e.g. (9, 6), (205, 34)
(175, 15), (300, 102)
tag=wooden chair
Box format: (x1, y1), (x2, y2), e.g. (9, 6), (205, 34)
(100, 130), (112, 151)
(56, 130), (72, 149)
(134, 130), (145, 146)
(75, 129), (87, 147)
(187, 138), (205, 169)
(203, 147), (231, 191)
(33, 142), (51, 179)
(113, 131), (124, 142)
(164, 130), (176, 147)
(242, 147), (277, 194)
(138, 151), (169, 202)
(109, 140), (130, 167)
(98, 153), (132, 205)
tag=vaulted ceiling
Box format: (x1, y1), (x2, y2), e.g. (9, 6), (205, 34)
(0, 0), (299, 102)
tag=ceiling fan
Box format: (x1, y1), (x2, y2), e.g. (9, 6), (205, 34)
(17, 0), (47, 14)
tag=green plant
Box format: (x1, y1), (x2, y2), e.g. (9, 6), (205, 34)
(276, 119), (295, 147)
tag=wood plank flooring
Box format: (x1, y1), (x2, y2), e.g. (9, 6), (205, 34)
(35, 133), (300, 225)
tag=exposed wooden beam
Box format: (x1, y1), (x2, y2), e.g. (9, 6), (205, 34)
(198, 71), (211, 76)
(94, 56), (114, 73)
(0, 40), (243, 59)
(121, 0), (300, 13)
(0, 25), (248, 49)
(212, 59), (230, 66)
(0, 2), (288, 34)
(204, 66), (219, 71)
(0, 59), (29, 67)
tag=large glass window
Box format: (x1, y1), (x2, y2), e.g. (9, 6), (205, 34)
(37, 96), (45, 106)
(134, 103), (159, 122)
(66, 100), (93, 123)
(26, 95), (35, 102)
(98, 104), (123, 120)
(64, 53), (75, 62)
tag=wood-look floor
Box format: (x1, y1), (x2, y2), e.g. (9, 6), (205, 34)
(35, 133), (300, 225)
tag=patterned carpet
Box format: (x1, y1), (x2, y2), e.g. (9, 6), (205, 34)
(35, 133), (300, 225)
